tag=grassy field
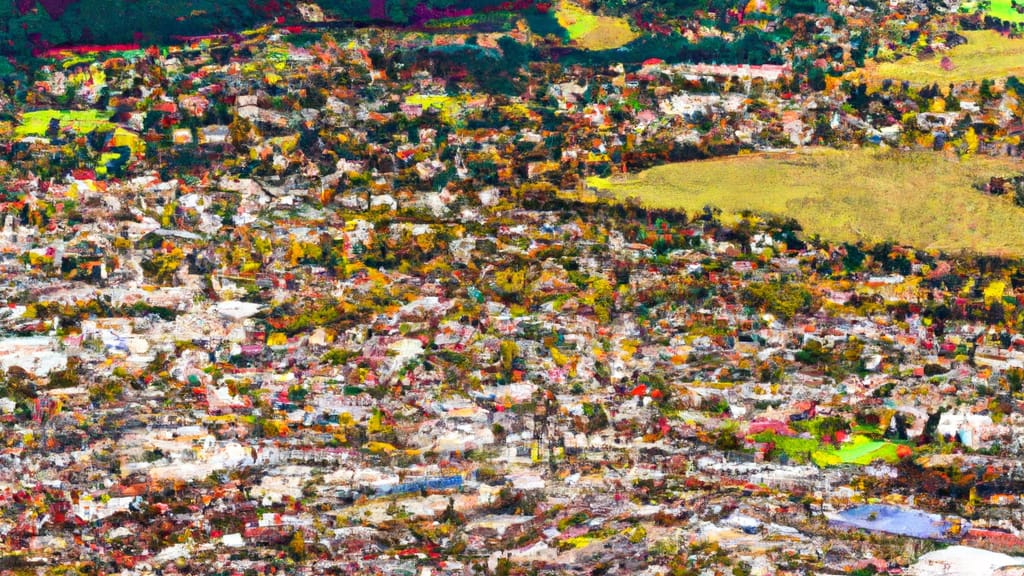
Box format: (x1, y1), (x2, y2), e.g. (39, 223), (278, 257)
(15, 109), (114, 138)
(812, 438), (901, 467)
(962, 0), (1024, 24)
(555, 1), (637, 50)
(404, 94), (463, 124)
(588, 147), (1024, 256)
(863, 30), (1024, 85)
(752, 431), (904, 467)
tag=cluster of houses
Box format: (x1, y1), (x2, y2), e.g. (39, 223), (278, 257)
(0, 9), (1023, 576)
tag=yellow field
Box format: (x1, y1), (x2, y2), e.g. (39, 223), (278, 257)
(555, 2), (637, 50)
(404, 94), (463, 124)
(863, 30), (1024, 85)
(15, 109), (113, 138)
(588, 148), (1024, 256)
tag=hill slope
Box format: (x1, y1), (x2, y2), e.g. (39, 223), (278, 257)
(0, 0), (524, 57)
(589, 148), (1024, 256)
(863, 30), (1024, 85)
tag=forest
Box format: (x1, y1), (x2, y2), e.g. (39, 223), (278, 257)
(0, 0), (817, 59)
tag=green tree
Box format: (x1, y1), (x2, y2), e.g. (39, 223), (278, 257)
(714, 421), (741, 451)
(980, 79), (995, 102)
(499, 340), (519, 373)
(742, 282), (814, 320)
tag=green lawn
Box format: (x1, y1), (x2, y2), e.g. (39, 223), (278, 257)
(589, 147), (1024, 256)
(962, 0), (1024, 24)
(16, 109), (114, 138)
(753, 432), (819, 463)
(812, 437), (901, 467)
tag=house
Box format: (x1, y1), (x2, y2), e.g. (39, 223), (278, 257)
(172, 129), (193, 145)
(200, 125), (230, 146)
(0, 336), (67, 375)
(936, 411), (994, 448)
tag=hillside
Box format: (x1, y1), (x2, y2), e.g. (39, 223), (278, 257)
(589, 148), (1024, 256)
(0, 0), (514, 57)
(863, 30), (1024, 85)
(0, 0), (802, 59)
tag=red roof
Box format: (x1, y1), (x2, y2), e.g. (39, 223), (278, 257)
(152, 101), (178, 114)
(964, 528), (1024, 551)
(747, 419), (794, 436)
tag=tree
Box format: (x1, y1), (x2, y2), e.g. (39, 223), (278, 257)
(286, 239), (305, 267)
(89, 379), (124, 405)
(987, 301), (1006, 325)
(288, 530), (306, 561)
(499, 340), (519, 373)
(807, 67), (826, 91)
(963, 127), (979, 156)
(842, 243), (865, 273)
(440, 496), (463, 525)
(49, 358), (82, 389)
(261, 419), (289, 437)
(980, 79), (995, 102)
(742, 282), (814, 320)
(817, 415), (848, 440)
(300, 242), (322, 263)
(494, 268), (528, 302)
(714, 421), (741, 451)
(140, 249), (184, 285)
(1006, 367), (1024, 393)
(229, 114), (254, 151)
(580, 402), (609, 435)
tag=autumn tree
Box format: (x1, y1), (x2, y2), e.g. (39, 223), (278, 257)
(499, 340), (519, 374)
(742, 282), (814, 320)
(494, 268), (528, 303)
(288, 530), (306, 561)
(229, 114), (254, 151)
(140, 248), (185, 285)
(963, 127), (979, 156)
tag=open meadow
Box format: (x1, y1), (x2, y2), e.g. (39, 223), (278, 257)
(961, 0), (1024, 24)
(554, 1), (637, 50)
(588, 147), (1024, 256)
(863, 30), (1024, 85)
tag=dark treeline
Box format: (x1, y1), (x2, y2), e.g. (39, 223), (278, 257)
(2, 0), (800, 65)
(1, 0), (515, 58)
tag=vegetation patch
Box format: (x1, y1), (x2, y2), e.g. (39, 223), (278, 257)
(961, 0), (1024, 24)
(554, 1), (637, 50)
(424, 11), (517, 30)
(404, 94), (464, 123)
(811, 436), (901, 467)
(753, 432), (820, 463)
(556, 2), (599, 38)
(524, 10), (570, 41)
(863, 30), (1024, 85)
(590, 147), (1024, 256)
(16, 109), (114, 138)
